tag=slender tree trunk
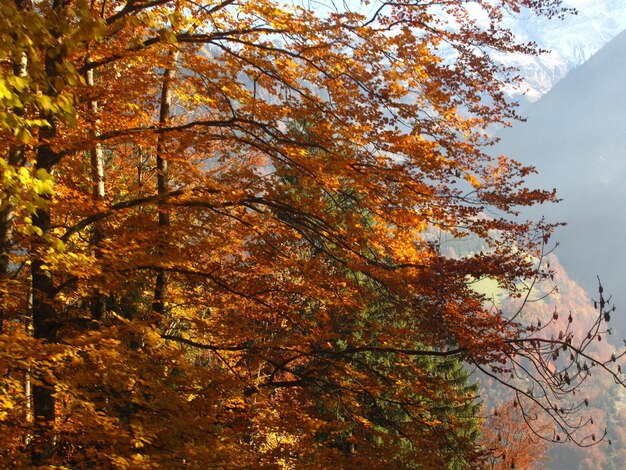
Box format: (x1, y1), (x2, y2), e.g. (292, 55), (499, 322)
(30, 0), (69, 463)
(31, 134), (59, 462)
(31, 204), (57, 465)
(152, 53), (178, 316)
(24, 288), (33, 444)
(86, 67), (107, 321)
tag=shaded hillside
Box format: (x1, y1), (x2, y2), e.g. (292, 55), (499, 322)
(476, 251), (626, 469)
(495, 29), (626, 336)
(520, 255), (626, 470)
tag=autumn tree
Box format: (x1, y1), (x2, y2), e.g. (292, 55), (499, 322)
(481, 401), (551, 469)
(270, 138), (484, 466)
(1, 0), (625, 467)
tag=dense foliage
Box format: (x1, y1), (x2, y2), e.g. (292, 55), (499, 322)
(0, 0), (624, 467)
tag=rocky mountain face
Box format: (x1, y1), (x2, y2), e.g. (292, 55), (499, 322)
(498, 0), (626, 104)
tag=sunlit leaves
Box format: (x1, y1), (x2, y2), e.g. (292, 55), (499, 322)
(0, 161), (54, 235)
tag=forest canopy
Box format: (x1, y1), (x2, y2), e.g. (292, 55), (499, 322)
(0, 0), (623, 468)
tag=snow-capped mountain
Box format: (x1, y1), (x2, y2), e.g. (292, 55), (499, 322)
(499, 0), (626, 103)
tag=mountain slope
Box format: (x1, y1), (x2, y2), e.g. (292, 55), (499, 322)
(495, 28), (626, 335)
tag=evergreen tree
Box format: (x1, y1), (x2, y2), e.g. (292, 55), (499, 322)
(272, 125), (483, 467)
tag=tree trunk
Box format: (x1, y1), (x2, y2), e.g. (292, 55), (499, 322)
(24, 288), (33, 444)
(30, 0), (69, 463)
(31, 206), (57, 465)
(152, 53), (178, 316)
(86, 67), (107, 321)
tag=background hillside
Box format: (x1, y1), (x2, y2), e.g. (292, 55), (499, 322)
(496, 29), (626, 338)
(491, 10), (626, 467)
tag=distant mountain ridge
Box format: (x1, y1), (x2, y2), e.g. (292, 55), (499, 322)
(497, 0), (626, 103)
(437, 9), (626, 468)
(495, 27), (626, 335)
(453, 4), (626, 468)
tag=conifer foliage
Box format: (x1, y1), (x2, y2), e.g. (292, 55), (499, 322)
(0, 0), (624, 467)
